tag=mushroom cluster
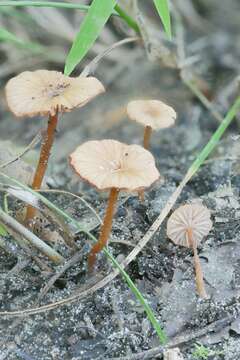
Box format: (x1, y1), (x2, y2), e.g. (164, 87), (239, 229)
(5, 67), (213, 299)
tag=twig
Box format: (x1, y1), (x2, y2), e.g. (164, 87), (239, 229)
(39, 189), (102, 226)
(40, 190), (135, 249)
(39, 190), (134, 247)
(4, 186), (76, 250)
(81, 37), (139, 77)
(7, 259), (31, 277)
(0, 207), (64, 264)
(0, 131), (42, 169)
(38, 250), (84, 302)
(6, 227), (53, 272)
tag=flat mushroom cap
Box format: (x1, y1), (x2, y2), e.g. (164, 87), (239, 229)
(167, 204), (212, 248)
(5, 70), (105, 117)
(69, 139), (160, 192)
(127, 100), (176, 130)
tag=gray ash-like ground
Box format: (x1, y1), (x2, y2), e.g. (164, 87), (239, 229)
(0, 0), (240, 357)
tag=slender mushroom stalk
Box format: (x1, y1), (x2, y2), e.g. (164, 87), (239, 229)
(187, 228), (207, 299)
(69, 139), (160, 272)
(25, 111), (59, 224)
(127, 99), (176, 150)
(5, 70), (105, 226)
(88, 188), (119, 271)
(143, 125), (153, 149)
(167, 204), (212, 299)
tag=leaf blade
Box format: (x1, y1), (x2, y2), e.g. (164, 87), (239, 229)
(153, 0), (172, 39)
(64, 0), (117, 76)
(0, 27), (23, 44)
(0, 223), (8, 236)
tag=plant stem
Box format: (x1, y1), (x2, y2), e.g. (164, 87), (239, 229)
(0, 207), (63, 264)
(88, 188), (119, 271)
(114, 4), (140, 33)
(25, 112), (58, 225)
(187, 229), (207, 298)
(138, 190), (144, 201)
(143, 125), (152, 149)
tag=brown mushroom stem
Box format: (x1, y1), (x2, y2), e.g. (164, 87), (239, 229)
(143, 125), (152, 149)
(138, 190), (144, 202)
(25, 112), (58, 225)
(187, 228), (207, 299)
(140, 125), (152, 200)
(88, 188), (119, 271)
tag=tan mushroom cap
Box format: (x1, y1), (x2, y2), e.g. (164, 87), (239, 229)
(127, 100), (176, 130)
(69, 139), (160, 192)
(5, 70), (105, 117)
(167, 204), (212, 248)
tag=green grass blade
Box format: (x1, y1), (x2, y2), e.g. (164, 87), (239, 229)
(0, 173), (167, 344)
(0, 27), (23, 44)
(0, 224), (8, 236)
(153, 0), (172, 39)
(0, 1), (90, 12)
(0, 7), (35, 25)
(114, 4), (140, 33)
(0, 2), (139, 47)
(0, 27), (45, 54)
(64, 0), (117, 75)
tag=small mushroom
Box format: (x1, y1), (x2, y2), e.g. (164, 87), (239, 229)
(167, 204), (212, 298)
(6, 70), (105, 224)
(69, 139), (160, 271)
(127, 99), (176, 149)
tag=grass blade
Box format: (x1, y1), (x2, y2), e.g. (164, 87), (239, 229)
(64, 0), (117, 76)
(0, 7), (35, 25)
(0, 27), (45, 54)
(153, 0), (172, 39)
(0, 2), (139, 34)
(0, 224), (8, 236)
(0, 27), (23, 44)
(0, 1), (90, 12)
(114, 4), (140, 33)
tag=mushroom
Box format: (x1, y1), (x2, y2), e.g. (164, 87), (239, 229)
(6, 70), (105, 224)
(167, 204), (212, 298)
(127, 100), (176, 149)
(69, 139), (160, 271)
